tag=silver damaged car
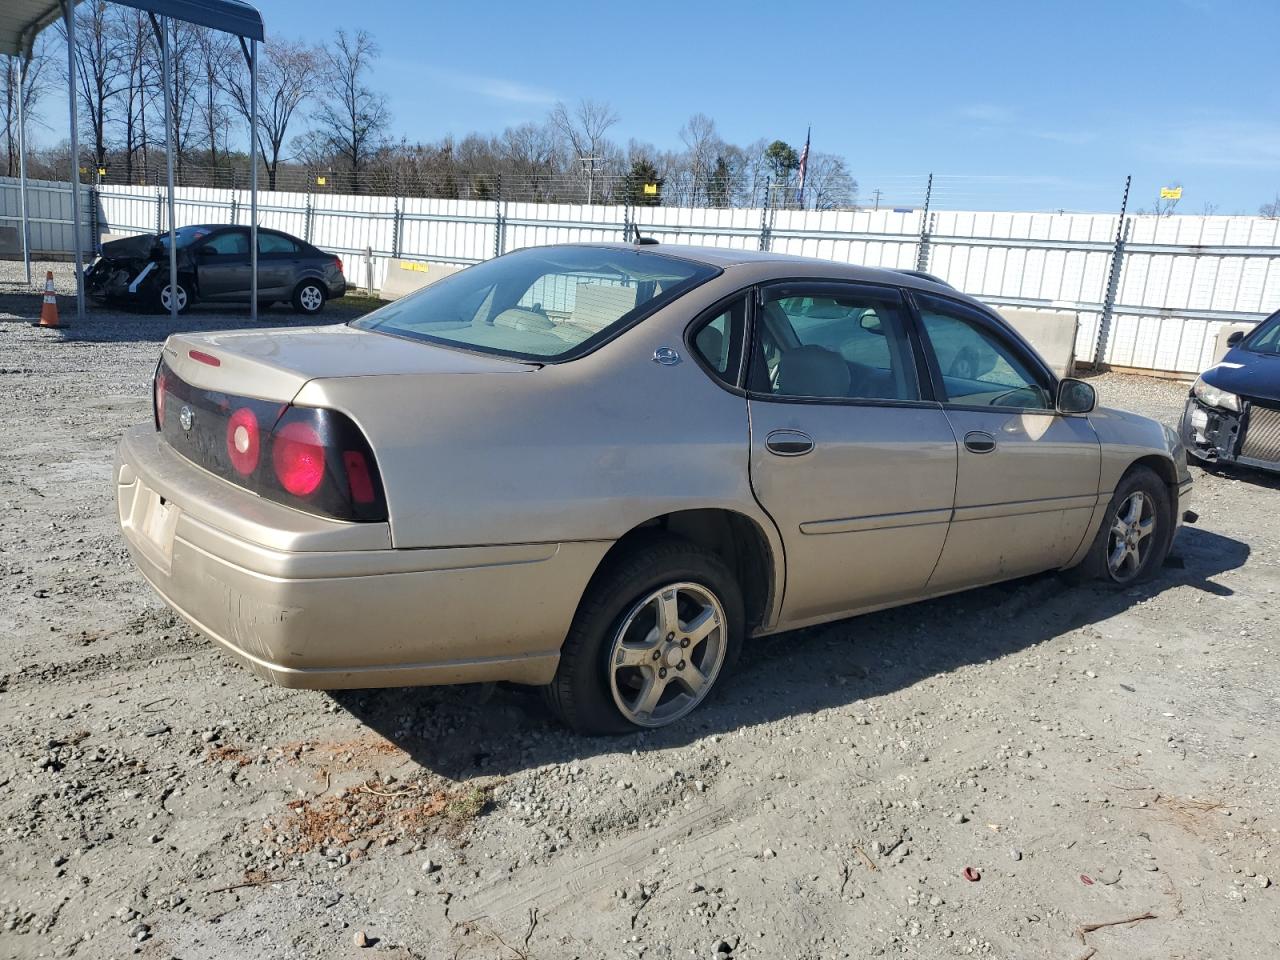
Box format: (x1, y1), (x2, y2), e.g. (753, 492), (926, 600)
(115, 243), (1194, 732)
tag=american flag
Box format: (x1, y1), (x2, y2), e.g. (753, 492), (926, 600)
(796, 127), (811, 204)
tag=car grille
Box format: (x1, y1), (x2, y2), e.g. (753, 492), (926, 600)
(1241, 403), (1280, 463)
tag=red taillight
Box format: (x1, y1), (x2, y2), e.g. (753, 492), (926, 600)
(189, 349), (221, 367)
(154, 366), (169, 429)
(272, 421), (326, 496)
(343, 450), (375, 504)
(334, 256), (343, 275)
(225, 407), (261, 476)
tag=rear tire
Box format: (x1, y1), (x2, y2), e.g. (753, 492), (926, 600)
(292, 280), (327, 315)
(1064, 466), (1173, 586)
(543, 535), (743, 734)
(154, 279), (191, 314)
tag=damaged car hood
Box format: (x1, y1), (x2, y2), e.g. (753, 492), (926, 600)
(1203, 350), (1280, 404)
(100, 234), (160, 260)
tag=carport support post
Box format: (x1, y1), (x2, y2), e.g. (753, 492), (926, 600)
(150, 13), (178, 321)
(16, 54), (31, 286)
(62, 0), (85, 320)
(248, 38), (258, 322)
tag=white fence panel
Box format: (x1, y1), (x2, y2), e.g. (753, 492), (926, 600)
(0, 177), (93, 253)
(6, 175), (1279, 375)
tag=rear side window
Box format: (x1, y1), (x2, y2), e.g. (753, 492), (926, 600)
(691, 297), (747, 387)
(749, 285), (920, 401)
(259, 233), (300, 254)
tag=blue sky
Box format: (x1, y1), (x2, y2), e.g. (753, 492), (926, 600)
(48, 0), (1280, 213)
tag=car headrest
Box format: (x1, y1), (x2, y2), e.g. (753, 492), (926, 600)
(492, 308), (554, 331)
(776, 345), (851, 398)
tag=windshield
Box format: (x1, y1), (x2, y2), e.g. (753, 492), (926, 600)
(1242, 309), (1280, 356)
(351, 246), (718, 361)
(157, 225), (215, 249)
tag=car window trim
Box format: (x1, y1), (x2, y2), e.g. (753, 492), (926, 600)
(683, 290), (752, 394)
(743, 278), (939, 408)
(904, 288), (1059, 414)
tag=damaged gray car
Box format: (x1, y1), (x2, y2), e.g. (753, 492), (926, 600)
(86, 225), (346, 315)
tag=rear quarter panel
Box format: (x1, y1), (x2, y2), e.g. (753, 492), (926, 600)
(292, 273), (777, 552)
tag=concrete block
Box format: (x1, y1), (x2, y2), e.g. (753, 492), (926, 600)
(1214, 322), (1256, 361)
(379, 259), (463, 301)
(995, 308), (1079, 378)
(0, 226), (19, 256)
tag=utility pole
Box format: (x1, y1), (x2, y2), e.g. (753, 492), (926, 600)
(871, 188), (883, 211)
(579, 156), (602, 205)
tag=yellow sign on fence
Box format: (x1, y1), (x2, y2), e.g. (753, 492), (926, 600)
(316, 176), (327, 186)
(643, 182), (658, 195)
(1160, 186), (1183, 200)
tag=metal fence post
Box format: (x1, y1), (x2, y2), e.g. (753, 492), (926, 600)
(230, 167), (239, 224)
(493, 176), (505, 259)
(915, 173), (934, 271)
(155, 183), (163, 234)
(1094, 175), (1132, 368)
(758, 178), (773, 252)
(303, 186), (313, 243)
(392, 195), (402, 258)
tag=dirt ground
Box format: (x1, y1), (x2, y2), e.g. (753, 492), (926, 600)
(1, 264), (1278, 960)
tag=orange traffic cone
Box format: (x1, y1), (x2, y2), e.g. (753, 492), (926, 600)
(33, 271), (66, 329)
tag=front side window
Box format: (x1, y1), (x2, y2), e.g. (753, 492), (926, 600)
(749, 285), (920, 401)
(202, 230), (250, 256)
(353, 246), (718, 361)
(915, 293), (1051, 409)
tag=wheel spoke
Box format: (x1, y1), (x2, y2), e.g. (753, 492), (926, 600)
(1108, 538), (1128, 572)
(1136, 516), (1156, 541)
(615, 643), (657, 668)
(656, 589), (681, 636)
(683, 606), (719, 646)
(1111, 517), (1129, 540)
(632, 671), (666, 717)
(677, 662), (708, 696)
(1122, 492), (1144, 525)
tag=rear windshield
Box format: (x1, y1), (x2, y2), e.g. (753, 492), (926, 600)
(351, 246), (718, 361)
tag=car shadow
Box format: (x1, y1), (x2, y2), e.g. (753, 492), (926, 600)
(329, 524), (1249, 781)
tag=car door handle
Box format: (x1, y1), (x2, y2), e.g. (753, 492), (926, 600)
(963, 431), (997, 454)
(766, 430), (814, 456)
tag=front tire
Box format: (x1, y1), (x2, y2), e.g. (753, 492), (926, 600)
(155, 279), (191, 314)
(544, 536), (743, 734)
(1065, 465), (1173, 586)
(292, 280), (327, 315)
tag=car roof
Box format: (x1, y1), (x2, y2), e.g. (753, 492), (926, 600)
(568, 241), (961, 297)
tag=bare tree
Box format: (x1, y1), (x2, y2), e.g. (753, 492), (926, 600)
(58, 0), (126, 172)
(314, 29), (389, 192)
(193, 27), (234, 173)
(0, 37), (50, 177)
(678, 113), (720, 206)
(803, 152), (857, 210)
(1260, 194), (1280, 219)
(549, 98), (618, 201)
(113, 7), (155, 182)
(221, 38), (318, 190)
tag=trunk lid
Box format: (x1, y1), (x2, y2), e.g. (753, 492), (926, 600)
(163, 324), (535, 403)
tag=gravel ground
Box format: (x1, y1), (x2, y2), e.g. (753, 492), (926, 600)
(1, 262), (1278, 960)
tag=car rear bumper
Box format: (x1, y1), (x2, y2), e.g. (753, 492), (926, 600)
(115, 426), (607, 689)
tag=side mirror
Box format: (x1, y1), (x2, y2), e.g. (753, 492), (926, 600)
(1226, 330), (1245, 347)
(1057, 378), (1096, 415)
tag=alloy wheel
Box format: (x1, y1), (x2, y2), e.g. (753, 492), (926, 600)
(1107, 490), (1156, 582)
(607, 581), (727, 727)
(300, 285), (323, 312)
(160, 284), (187, 311)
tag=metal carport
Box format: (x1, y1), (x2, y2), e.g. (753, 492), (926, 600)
(1, 0), (265, 322)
